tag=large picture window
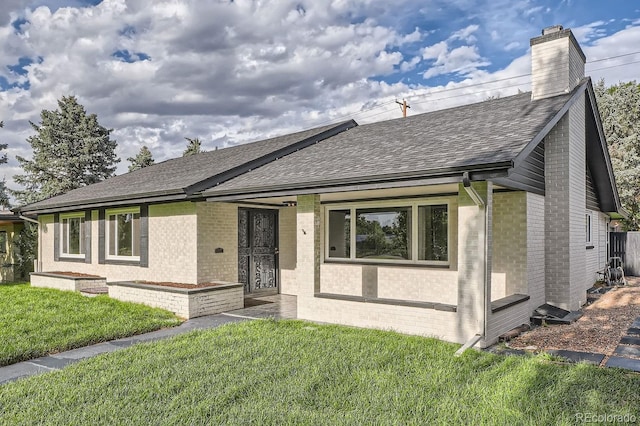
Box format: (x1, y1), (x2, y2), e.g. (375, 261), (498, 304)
(326, 200), (450, 265)
(356, 207), (411, 260)
(60, 213), (85, 257)
(107, 209), (140, 259)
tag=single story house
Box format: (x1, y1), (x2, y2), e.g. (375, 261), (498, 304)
(17, 26), (623, 347)
(0, 211), (25, 282)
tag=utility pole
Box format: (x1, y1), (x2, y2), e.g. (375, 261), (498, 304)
(396, 99), (410, 118)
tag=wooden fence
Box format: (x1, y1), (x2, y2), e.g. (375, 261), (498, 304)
(610, 231), (640, 276)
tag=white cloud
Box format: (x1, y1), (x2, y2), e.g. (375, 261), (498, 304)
(1, 0), (639, 201)
(450, 24), (479, 43)
(504, 41), (520, 51)
(420, 24), (488, 79)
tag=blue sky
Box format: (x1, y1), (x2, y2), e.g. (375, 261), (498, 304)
(1, 0), (639, 193)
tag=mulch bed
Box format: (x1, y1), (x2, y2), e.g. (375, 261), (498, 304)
(508, 277), (640, 357)
(48, 271), (102, 278)
(134, 281), (227, 289)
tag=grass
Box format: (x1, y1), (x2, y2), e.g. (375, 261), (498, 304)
(0, 320), (638, 425)
(0, 283), (180, 366)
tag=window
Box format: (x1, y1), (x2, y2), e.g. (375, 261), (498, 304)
(326, 200), (450, 265)
(107, 209), (140, 259)
(0, 231), (7, 254)
(586, 212), (592, 245)
(327, 210), (350, 258)
(356, 207), (411, 260)
(419, 205), (448, 261)
(60, 213), (85, 257)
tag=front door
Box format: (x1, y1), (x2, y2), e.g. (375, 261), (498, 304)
(238, 208), (278, 295)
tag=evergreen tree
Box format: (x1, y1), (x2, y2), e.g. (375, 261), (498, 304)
(0, 121), (9, 208)
(13, 96), (119, 205)
(595, 80), (640, 229)
(127, 146), (155, 172)
(183, 137), (203, 156)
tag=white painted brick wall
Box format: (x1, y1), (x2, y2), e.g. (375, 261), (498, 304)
(492, 192), (527, 299)
(298, 295), (463, 343)
(296, 195), (321, 297)
(585, 211), (608, 286)
(544, 94), (587, 310)
(457, 182), (489, 340)
(527, 193), (546, 309)
(40, 202), (199, 283)
(531, 34), (584, 100)
(31, 274), (106, 291)
(108, 284), (243, 319)
(196, 202), (238, 283)
(279, 206), (297, 295)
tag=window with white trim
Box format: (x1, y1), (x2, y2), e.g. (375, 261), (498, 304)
(0, 231), (7, 254)
(107, 208), (140, 259)
(60, 213), (85, 257)
(586, 212), (592, 245)
(326, 199), (450, 265)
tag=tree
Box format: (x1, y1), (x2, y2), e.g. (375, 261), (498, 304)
(13, 95), (119, 205)
(595, 79), (640, 229)
(127, 146), (155, 172)
(183, 137), (203, 156)
(0, 121), (9, 208)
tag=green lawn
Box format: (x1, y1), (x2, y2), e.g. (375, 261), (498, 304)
(0, 320), (638, 425)
(0, 283), (180, 366)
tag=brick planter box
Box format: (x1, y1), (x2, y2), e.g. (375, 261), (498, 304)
(107, 281), (244, 319)
(30, 272), (107, 292)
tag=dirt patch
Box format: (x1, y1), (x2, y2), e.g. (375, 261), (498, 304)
(135, 281), (227, 289)
(48, 271), (102, 278)
(509, 277), (640, 355)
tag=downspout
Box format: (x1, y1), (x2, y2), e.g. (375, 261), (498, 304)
(455, 172), (489, 356)
(19, 215), (41, 273)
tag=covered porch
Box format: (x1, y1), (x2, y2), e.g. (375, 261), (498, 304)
(209, 179), (540, 348)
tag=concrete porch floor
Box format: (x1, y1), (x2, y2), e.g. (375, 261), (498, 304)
(225, 294), (297, 320)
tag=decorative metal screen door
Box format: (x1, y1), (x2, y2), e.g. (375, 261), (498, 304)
(238, 209), (278, 295)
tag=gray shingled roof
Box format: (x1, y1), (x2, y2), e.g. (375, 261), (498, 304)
(21, 122), (351, 212)
(203, 89), (574, 197)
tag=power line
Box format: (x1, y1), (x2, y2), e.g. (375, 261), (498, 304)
(302, 51), (640, 128)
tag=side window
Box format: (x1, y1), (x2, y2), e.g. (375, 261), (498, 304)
(60, 213), (85, 257)
(107, 209), (141, 259)
(0, 231), (7, 254)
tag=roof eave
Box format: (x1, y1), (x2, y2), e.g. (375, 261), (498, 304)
(204, 162), (512, 201)
(17, 191), (190, 215)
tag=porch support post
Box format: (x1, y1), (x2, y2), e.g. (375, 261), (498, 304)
(457, 181), (493, 345)
(296, 194), (321, 296)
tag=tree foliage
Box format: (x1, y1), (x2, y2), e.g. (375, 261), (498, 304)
(183, 137), (203, 156)
(595, 79), (640, 229)
(0, 121), (9, 208)
(127, 146), (155, 172)
(13, 96), (119, 205)
(13, 223), (37, 279)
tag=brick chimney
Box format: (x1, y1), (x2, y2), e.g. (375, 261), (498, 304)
(530, 25), (585, 100)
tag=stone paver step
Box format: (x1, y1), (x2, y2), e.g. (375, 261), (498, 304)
(605, 356), (640, 373)
(614, 345), (640, 358)
(547, 349), (604, 365)
(620, 336), (640, 346)
(627, 327), (640, 337)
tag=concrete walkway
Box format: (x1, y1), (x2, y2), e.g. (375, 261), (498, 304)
(0, 294), (298, 385)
